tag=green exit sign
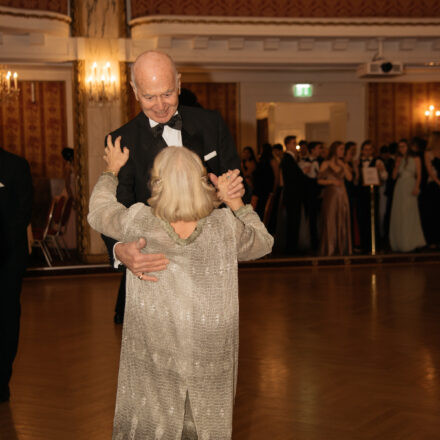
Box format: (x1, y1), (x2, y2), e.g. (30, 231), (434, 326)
(293, 84), (313, 97)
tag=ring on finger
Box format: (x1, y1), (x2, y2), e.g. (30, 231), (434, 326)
(138, 273), (143, 280)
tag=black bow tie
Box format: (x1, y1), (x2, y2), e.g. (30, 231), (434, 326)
(151, 113), (182, 137)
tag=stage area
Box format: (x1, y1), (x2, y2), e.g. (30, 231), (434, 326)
(1, 263), (440, 439)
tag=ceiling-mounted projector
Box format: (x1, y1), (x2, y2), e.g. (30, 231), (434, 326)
(357, 61), (404, 78)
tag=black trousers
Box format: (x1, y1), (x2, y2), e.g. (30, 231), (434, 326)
(357, 188), (380, 253)
(284, 199), (302, 255)
(0, 251), (27, 392)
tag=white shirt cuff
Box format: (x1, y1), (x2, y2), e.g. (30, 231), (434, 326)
(113, 242), (123, 268)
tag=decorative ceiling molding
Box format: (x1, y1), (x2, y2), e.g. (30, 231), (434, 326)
(130, 15), (440, 29)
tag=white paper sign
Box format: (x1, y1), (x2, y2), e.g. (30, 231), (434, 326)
(362, 167), (380, 186)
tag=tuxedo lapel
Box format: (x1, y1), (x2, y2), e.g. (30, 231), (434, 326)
(135, 112), (167, 164)
(179, 107), (207, 166)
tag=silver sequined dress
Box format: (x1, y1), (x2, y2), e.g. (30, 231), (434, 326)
(88, 174), (273, 440)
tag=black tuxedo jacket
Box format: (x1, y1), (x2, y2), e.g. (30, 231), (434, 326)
(102, 105), (242, 258)
(0, 148), (33, 265)
(280, 152), (305, 205)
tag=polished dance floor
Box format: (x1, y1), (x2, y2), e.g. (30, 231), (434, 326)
(1, 263), (440, 439)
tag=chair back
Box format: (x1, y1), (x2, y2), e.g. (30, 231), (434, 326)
(52, 196), (66, 224)
(60, 197), (73, 229)
(40, 198), (57, 240)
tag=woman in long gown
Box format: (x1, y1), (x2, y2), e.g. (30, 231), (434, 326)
(318, 141), (353, 256)
(422, 131), (440, 248)
(88, 138), (273, 440)
(389, 141), (426, 252)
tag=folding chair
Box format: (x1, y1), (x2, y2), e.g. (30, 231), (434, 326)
(32, 198), (58, 266)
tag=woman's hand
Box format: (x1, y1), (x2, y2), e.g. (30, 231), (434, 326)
(217, 170), (244, 211)
(412, 186), (420, 196)
(104, 135), (129, 176)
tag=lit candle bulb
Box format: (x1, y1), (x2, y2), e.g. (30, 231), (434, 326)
(13, 72), (18, 90)
(6, 71), (11, 92)
(425, 110), (431, 117)
(429, 105), (435, 112)
(106, 62), (111, 82)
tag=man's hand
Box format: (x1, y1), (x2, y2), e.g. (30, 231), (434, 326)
(209, 168), (245, 199)
(115, 238), (169, 282)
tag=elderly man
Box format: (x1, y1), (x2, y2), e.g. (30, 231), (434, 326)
(102, 51), (245, 321)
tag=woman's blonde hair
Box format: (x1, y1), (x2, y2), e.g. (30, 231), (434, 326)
(147, 146), (219, 222)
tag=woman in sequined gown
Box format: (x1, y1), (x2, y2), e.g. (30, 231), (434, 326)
(88, 138), (273, 440)
(318, 141), (353, 256)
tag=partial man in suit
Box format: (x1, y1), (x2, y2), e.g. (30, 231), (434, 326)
(298, 142), (321, 252)
(0, 148), (33, 402)
(101, 51), (245, 323)
(280, 135), (305, 255)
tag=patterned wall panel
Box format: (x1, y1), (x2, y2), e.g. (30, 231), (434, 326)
(0, 81), (67, 179)
(127, 82), (239, 147)
(368, 82), (440, 148)
(130, 0), (440, 19)
(0, 0), (68, 14)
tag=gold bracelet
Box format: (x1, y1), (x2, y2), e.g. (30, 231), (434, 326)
(103, 170), (117, 177)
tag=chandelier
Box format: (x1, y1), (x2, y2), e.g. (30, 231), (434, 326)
(0, 66), (19, 102)
(424, 105), (440, 132)
(86, 62), (118, 104)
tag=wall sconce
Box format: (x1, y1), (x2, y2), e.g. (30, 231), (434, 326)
(86, 62), (118, 103)
(0, 66), (19, 102)
(424, 104), (440, 132)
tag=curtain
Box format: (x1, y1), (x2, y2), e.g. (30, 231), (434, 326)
(368, 82), (440, 147)
(0, 81), (67, 179)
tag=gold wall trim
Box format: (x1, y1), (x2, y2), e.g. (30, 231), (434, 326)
(0, 6), (71, 23)
(130, 16), (440, 28)
(72, 60), (90, 260)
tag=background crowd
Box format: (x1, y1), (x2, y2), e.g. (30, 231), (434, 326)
(242, 131), (440, 256)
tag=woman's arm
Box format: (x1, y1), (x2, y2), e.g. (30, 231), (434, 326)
(343, 161), (353, 181)
(88, 135), (140, 240)
(413, 156), (422, 196)
(88, 174), (142, 241)
(392, 157), (401, 180)
(271, 158), (280, 192)
(425, 151), (440, 185)
(228, 206), (274, 261)
(317, 161), (340, 186)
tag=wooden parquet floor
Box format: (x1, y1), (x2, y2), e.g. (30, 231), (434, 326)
(1, 263), (440, 440)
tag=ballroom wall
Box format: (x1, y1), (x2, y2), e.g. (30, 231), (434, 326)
(1, 0), (440, 260)
(368, 82), (440, 147)
(0, 81), (67, 179)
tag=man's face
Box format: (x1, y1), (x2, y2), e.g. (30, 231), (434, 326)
(363, 144), (373, 158)
(132, 69), (180, 124)
(286, 139), (297, 152)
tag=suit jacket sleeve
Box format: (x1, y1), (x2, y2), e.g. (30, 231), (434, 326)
(215, 112), (251, 202)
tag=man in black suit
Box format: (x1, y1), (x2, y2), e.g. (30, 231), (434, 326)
(0, 148), (33, 402)
(280, 135), (305, 255)
(102, 51), (245, 321)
